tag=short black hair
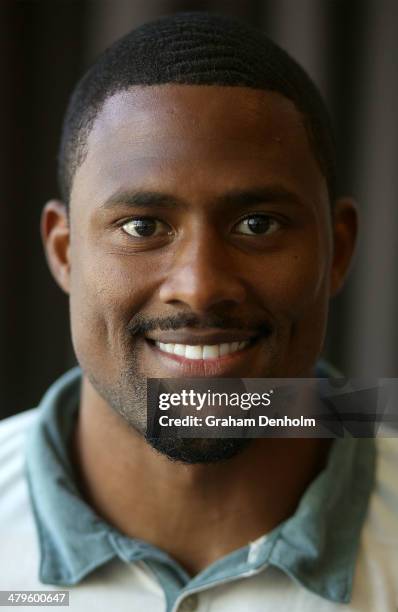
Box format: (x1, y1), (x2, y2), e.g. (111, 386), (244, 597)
(58, 11), (336, 206)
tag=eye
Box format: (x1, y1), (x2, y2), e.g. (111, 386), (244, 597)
(233, 214), (280, 236)
(121, 217), (172, 238)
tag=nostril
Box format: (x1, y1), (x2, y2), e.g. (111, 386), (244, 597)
(159, 276), (247, 311)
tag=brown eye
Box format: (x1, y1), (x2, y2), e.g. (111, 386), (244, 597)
(122, 218), (171, 238)
(234, 214), (280, 235)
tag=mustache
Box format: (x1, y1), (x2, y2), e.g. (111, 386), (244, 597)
(128, 312), (272, 337)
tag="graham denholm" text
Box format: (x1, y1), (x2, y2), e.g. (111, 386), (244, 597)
(158, 415), (316, 427)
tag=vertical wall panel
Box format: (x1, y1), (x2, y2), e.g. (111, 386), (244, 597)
(345, 0), (398, 376)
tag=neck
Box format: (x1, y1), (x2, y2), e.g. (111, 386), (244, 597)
(71, 376), (333, 577)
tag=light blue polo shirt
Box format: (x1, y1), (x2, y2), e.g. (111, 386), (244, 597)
(23, 364), (376, 611)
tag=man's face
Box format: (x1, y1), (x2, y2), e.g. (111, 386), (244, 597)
(43, 85), (356, 462)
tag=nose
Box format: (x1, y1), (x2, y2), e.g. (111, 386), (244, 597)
(158, 229), (247, 312)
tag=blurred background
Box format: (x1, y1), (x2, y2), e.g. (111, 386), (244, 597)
(1, 0), (397, 419)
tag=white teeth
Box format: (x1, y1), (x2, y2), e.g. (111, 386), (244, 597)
(203, 345), (219, 359)
(173, 344), (186, 356)
(154, 340), (250, 359)
(185, 345), (203, 359)
(219, 343), (230, 356)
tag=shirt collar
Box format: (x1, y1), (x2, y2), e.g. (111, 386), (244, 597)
(25, 366), (376, 602)
(259, 435), (375, 602)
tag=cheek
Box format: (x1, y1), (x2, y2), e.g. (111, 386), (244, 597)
(252, 241), (329, 319)
(68, 244), (156, 372)
(250, 239), (331, 374)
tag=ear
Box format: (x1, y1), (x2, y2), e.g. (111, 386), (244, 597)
(40, 199), (71, 295)
(329, 197), (358, 297)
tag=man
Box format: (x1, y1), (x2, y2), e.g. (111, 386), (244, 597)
(0, 11), (396, 612)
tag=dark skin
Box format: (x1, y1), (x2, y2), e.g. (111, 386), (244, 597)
(41, 85), (357, 576)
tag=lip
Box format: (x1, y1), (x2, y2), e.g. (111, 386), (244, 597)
(145, 336), (260, 376)
(145, 329), (258, 345)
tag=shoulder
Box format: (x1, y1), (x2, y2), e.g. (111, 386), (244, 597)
(351, 437), (398, 607)
(0, 409), (39, 484)
(0, 407), (39, 442)
(369, 437), (398, 530)
(0, 409), (44, 589)
(0, 408), (39, 471)
(0, 408), (39, 515)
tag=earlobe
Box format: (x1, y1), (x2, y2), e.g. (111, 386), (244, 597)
(40, 199), (71, 295)
(330, 197), (358, 297)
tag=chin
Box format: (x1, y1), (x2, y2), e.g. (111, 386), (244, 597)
(145, 436), (252, 464)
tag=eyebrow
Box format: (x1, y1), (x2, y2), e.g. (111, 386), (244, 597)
(99, 186), (306, 211)
(100, 190), (182, 210)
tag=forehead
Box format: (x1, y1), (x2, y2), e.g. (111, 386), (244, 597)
(71, 84), (328, 211)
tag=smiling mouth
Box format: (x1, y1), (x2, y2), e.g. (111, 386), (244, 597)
(153, 339), (252, 360)
(144, 335), (260, 361)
